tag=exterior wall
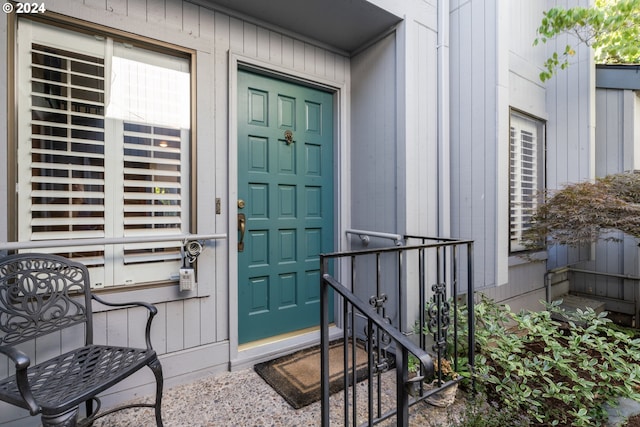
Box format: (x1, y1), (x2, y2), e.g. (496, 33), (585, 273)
(494, 0), (551, 306)
(401, 6), (440, 239)
(543, 0), (596, 271)
(450, 0), (506, 291)
(0, 1), (352, 424)
(594, 89), (638, 175)
(0, 0), (598, 424)
(517, 0), (594, 303)
(350, 0), (440, 241)
(570, 88), (640, 314)
(348, 2), (440, 330)
(351, 34), (399, 238)
(450, 0), (594, 306)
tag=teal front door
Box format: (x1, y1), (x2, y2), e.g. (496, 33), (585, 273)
(237, 70), (334, 344)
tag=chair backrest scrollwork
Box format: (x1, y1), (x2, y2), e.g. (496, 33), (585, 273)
(0, 253), (93, 347)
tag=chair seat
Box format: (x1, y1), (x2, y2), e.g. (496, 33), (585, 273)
(0, 345), (156, 415)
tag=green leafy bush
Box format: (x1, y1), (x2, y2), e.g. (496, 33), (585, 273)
(472, 296), (640, 426)
(433, 393), (531, 427)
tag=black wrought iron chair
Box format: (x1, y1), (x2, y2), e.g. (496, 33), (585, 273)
(0, 253), (163, 427)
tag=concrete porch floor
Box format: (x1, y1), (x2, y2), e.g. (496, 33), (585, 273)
(93, 368), (464, 426)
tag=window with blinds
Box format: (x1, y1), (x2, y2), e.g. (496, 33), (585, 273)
(17, 19), (191, 287)
(29, 43), (106, 269)
(509, 112), (545, 252)
(122, 122), (184, 266)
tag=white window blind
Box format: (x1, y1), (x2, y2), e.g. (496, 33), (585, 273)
(28, 42), (107, 269)
(510, 113), (544, 252)
(122, 122), (184, 266)
(17, 19), (191, 287)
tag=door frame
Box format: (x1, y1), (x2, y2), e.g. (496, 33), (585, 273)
(228, 53), (350, 369)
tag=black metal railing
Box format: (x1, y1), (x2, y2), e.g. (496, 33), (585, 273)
(320, 236), (474, 426)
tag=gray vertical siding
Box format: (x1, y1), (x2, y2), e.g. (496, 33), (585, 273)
(405, 19), (439, 237)
(349, 10), (440, 326)
(0, 0), (599, 424)
(544, 0), (595, 270)
(450, 0), (499, 289)
(451, 0), (594, 298)
(571, 88), (639, 311)
(1, 0), (351, 424)
(351, 33), (398, 235)
(595, 89), (625, 175)
(349, 33), (401, 330)
(59, 0), (350, 356)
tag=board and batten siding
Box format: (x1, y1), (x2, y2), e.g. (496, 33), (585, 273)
(351, 33), (398, 238)
(494, 0), (550, 306)
(348, 5), (440, 329)
(346, 0), (440, 244)
(450, 0), (594, 303)
(570, 88), (640, 313)
(508, 0), (547, 119)
(0, 0), (351, 424)
(543, 0), (595, 271)
(450, 0), (504, 290)
(400, 16), (441, 326)
(403, 18), (440, 238)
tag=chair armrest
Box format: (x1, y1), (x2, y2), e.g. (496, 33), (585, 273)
(0, 345), (30, 370)
(91, 294), (158, 350)
(0, 346), (39, 415)
(91, 293), (158, 315)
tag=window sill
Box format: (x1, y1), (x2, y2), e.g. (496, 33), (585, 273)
(91, 281), (206, 312)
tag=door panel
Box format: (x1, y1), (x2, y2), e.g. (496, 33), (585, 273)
(237, 70), (334, 344)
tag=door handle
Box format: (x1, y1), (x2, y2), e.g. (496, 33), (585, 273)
(238, 213), (246, 252)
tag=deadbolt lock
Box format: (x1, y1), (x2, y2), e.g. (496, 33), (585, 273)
(238, 199), (245, 209)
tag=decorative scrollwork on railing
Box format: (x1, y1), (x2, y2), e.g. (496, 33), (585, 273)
(368, 292), (393, 347)
(363, 318), (394, 373)
(427, 282), (450, 356)
(369, 293), (387, 308)
(361, 291), (398, 373)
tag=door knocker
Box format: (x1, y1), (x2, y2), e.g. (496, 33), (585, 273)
(284, 130), (294, 145)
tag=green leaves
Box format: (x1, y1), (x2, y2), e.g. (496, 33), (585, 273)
(471, 297), (640, 426)
(536, 0), (640, 81)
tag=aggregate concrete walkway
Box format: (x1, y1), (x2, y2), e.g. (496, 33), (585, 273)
(607, 398), (640, 427)
(93, 368), (464, 426)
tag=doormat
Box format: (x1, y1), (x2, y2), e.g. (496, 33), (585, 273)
(254, 340), (369, 409)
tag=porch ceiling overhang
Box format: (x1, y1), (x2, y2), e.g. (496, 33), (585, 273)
(202, 0), (402, 53)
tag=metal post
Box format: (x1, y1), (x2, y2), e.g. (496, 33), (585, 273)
(351, 256), (358, 424)
(343, 296), (349, 427)
(419, 248), (425, 352)
(396, 346), (409, 427)
(452, 245), (459, 370)
(320, 257), (330, 427)
(466, 243), (476, 391)
(367, 319), (374, 426)
(398, 249), (404, 333)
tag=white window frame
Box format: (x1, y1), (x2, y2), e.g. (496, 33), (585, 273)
(15, 18), (192, 288)
(509, 111), (545, 253)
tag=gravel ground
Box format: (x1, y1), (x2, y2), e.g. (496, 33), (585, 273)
(93, 368), (464, 426)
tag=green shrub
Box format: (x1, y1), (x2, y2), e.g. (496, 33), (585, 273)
(471, 296), (640, 426)
(435, 393), (531, 427)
